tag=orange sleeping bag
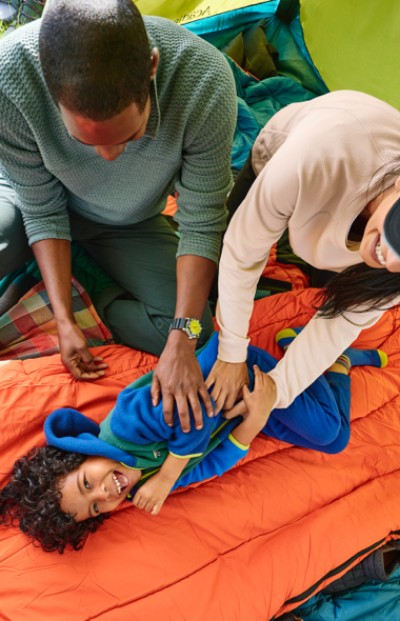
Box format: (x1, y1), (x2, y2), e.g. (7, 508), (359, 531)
(1, 288), (400, 621)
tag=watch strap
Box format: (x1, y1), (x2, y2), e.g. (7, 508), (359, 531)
(169, 317), (202, 339)
(170, 318), (189, 331)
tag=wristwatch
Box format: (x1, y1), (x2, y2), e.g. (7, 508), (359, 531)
(169, 317), (202, 340)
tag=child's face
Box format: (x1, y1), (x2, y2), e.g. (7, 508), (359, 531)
(59, 456), (142, 522)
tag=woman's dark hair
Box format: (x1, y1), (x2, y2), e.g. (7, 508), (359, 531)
(318, 263), (400, 317)
(0, 446), (107, 553)
(39, 0), (153, 119)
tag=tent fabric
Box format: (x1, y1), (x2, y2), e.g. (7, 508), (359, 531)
(1, 288), (400, 620)
(136, 0), (325, 94)
(137, 0), (398, 110)
(300, 0), (400, 109)
(136, 0), (278, 28)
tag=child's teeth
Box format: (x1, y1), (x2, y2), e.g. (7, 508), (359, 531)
(113, 473), (122, 495)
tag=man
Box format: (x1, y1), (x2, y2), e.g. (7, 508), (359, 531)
(0, 0), (237, 431)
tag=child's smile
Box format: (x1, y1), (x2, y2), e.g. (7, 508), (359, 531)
(59, 456), (142, 522)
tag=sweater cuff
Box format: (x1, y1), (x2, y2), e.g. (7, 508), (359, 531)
(217, 329), (249, 363)
(169, 450), (203, 459)
(176, 234), (221, 266)
(228, 433), (249, 452)
(266, 368), (286, 410)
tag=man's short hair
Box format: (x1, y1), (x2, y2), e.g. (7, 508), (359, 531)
(39, 0), (152, 120)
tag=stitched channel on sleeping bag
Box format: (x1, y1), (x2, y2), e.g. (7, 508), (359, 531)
(0, 288), (400, 621)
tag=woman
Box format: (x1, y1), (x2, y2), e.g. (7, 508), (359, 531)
(206, 89), (400, 414)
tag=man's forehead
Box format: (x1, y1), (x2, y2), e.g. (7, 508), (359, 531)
(59, 101), (146, 146)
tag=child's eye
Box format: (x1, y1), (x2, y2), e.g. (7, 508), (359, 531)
(84, 477), (90, 490)
(93, 503), (100, 514)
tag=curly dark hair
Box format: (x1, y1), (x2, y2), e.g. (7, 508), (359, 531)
(0, 446), (107, 553)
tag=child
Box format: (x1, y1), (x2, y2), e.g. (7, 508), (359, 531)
(0, 331), (386, 553)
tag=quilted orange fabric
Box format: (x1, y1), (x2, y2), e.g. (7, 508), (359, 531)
(0, 288), (400, 621)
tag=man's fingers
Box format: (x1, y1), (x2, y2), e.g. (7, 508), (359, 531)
(151, 376), (161, 407)
(187, 393), (203, 430)
(174, 395), (191, 432)
(89, 356), (108, 370)
(161, 393), (175, 428)
(68, 364), (82, 380)
(198, 385), (215, 417)
(80, 359), (108, 372)
(65, 353), (107, 380)
(78, 369), (106, 380)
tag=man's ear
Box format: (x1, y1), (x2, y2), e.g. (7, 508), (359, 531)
(150, 47), (159, 79)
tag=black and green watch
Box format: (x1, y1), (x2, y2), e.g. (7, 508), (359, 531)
(169, 317), (202, 340)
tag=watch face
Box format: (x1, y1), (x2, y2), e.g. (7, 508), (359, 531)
(187, 319), (202, 337)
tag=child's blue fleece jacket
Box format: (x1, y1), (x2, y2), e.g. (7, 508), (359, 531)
(45, 333), (344, 493)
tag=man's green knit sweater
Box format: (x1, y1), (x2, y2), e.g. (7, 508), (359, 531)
(0, 17), (237, 263)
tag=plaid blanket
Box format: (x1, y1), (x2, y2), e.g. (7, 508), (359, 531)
(0, 277), (113, 360)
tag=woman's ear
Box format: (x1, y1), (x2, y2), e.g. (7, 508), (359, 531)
(150, 48), (159, 80)
(394, 176), (400, 192)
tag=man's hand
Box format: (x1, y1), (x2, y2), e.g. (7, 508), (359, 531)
(151, 331), (214, 432)
(57, 320), (108, 380)
(31, 238), (107, 380)
(205, 358), (249, 413)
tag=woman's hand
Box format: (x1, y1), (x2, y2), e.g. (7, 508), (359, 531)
(225, 365), (277, 446)
(205, 359), (249, 413)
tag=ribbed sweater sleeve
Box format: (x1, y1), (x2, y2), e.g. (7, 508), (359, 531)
(172, 42), (237, 262)
(0, 18), (237, 261)
(0, 31), (70, 243)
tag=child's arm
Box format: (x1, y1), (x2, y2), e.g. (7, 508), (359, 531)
(133, 366), (275, 513)
(132, 454), (190, 516)
(227, 365), (277, 446)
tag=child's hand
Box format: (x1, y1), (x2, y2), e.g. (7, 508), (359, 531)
(132, 471), (174, 516)
(242, 365), (276, 427)
(226, 366), (277, 447)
